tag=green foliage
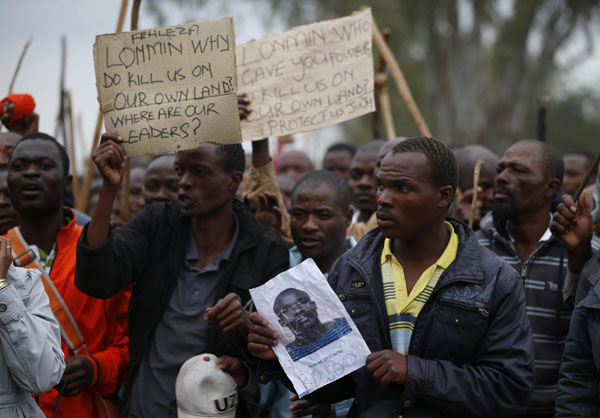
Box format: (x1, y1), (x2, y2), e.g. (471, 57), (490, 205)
(542, 91), (600, 153)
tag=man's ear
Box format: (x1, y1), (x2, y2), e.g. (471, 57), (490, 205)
(438, 185), (454, 209)
(229, 171), (243, 194)
(344, 207), (353, 229)
(65, 174), (73, 191)
(545, 178), (561, 199)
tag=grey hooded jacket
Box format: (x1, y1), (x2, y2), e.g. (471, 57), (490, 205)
(0, 265), (65, 418)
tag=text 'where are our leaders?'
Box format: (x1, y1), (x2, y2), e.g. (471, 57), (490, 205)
(94, 18), (241, 155)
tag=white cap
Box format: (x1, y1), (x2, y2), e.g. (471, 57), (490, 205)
(176, 353), (238, 418)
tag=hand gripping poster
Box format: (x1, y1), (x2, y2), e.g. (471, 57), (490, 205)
(250, 259), (370, 397)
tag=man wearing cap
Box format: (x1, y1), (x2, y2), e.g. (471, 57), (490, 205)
(0, 94), (38, 135)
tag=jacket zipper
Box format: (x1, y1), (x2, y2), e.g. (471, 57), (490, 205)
(438, 297), (489, 317)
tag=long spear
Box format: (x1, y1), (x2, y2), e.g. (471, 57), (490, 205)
(8, 37), (32, 95)
(65, 91), (80, 208)
(2, 37), (33, 133)
(77, 0), (129, 212)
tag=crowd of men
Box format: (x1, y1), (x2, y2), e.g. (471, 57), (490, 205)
(0, 89), (599, 418)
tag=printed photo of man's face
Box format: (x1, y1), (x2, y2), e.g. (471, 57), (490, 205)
(274, 289), (319, 338)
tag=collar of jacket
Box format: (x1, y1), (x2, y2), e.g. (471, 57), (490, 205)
(347, 218), (484, 287)
(164, 198), (265, 287)
(172, 198), (262, 249)
(12, 207), (83, 271)
(483, 213), (558, 250)
(146, 198), (271, 356)
(343, 218), (485, 348)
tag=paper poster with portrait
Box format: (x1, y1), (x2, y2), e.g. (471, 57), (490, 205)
(249, 258), (371, 397)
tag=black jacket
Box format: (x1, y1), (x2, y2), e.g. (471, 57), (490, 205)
(75, 200), (289, 397)
(309, 220), (535, 418)
(555, 252), (600, 417)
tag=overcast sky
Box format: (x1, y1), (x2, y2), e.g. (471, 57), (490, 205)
(1, 0), (598, 170)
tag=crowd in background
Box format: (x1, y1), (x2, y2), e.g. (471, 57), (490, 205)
(0, 89), (599, 418)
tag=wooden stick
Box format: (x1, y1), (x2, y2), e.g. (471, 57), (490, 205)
(78, 0), (130, 213)
(116, 0), (129, 34)
(372, 28), (389, 139)
(574, 151), (600, 203)
(378, 83), (396, 140)
(77, 112), (104, 212)
(370, 13), (431, 137)
(469, 160), (484, 229)
(374, 29), (396, 140)
(119, 0), (142, 222)
(131, 0), (142, 33)
(76, 114), (86, 161)
(65, 91), (80, 208)
(8, 37), (32, 95)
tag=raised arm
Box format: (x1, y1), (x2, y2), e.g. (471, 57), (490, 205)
(76, 133), (151, 298)
(85, 132), (128, 249)
(551, 192), (594, 303)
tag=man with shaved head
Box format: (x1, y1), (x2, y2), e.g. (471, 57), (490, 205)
(0, 134), (22, 234)
(561, 151), (597, 197)
(348, 140), (384, 225)
(322, 143), (356, 181)
(347, 138), (404, 241)
(476, 139), (599, 417)
(455, 145), (499, 212)
(0, 132), (21, 167)
(450, 145), (499, 229)
(278, 149), (313, 181)
(143, 154), (178, 205)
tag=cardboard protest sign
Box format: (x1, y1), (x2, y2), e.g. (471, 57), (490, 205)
(237, 9), (375, 141)
(93, 18), (241, 156)
(250, 259), (370, 397)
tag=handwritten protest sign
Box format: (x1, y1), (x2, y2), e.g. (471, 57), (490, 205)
(237, 9), (375, 141)
(93, 18), (241, 155)
(250, 259), (370, 397)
